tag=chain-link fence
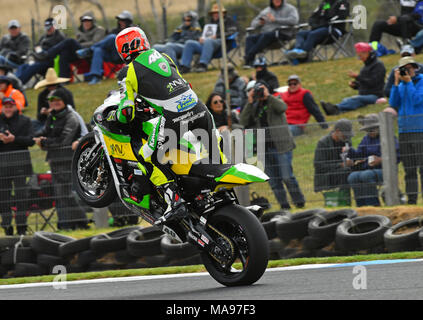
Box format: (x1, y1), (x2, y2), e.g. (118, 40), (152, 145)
(0, 146), (140, 236)
(0, 111), (420, 235)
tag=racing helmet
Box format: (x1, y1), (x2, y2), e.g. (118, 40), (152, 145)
(115, 27), (150, 64)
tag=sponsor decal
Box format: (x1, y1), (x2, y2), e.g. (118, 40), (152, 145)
(200, 234), (209, 245)
(175, 94), (197, 112)
(148, 50), (162, 64)
(166, 79), (185, 93)
(172, 111), (194, 124)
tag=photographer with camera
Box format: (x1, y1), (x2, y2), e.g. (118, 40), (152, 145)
(240, 81), (305, 210)
(390, 56), (423, 204)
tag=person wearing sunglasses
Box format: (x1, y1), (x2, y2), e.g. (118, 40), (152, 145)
(153, 11), (202, 67)
(278, 74), (327, 136)
(205, 92), (239, 132)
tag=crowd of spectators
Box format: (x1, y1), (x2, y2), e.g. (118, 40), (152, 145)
(2, 0), (423, 234)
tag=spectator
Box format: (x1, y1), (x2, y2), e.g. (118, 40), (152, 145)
(76, 10), (134, 85)
(320, 42), (386, 115)
(251, 56), (279, 93)
(15, 18), (66, 85)
(277, 74), (328, 136)
(0, 64), (24, 93)
(153, 11), (202, 66)
(0, 76), (25, 113)
(284, 0), (350, 62)
(32, 68), (73, 134)
(0, 97), (34, 235)
(33, 88), (89, 230)
(34, 11), (106, 78)
(213, 63), (247, 110)
(244, 0), (299, 68)
(240, 82), (305, 210)
(0, 20), (30, 69)
(385, 45), (423, 97)
(0, 64), (27, 107)
(369, 0), (423, 45)
(313, 119), (354, 200)
(389, 56), (423, 204)
(205, 92), (239, 132)
(400, 0), (419, 15)
(179, 3), (238, 73)
(346, 114), (400, 207)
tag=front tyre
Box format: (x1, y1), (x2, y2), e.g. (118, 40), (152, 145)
(72, 132), (117, 208)
(201, 204), (269, 286)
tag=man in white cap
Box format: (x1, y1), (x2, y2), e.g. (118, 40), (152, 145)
(76, 10), (134, 85)
(0, 20), (30, 69)
(15, 18), (66, 85)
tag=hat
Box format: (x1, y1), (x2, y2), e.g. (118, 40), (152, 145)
(209, 3), (226, 14)
(221, 63), (237, 76)
(287, 74), (301, 83)
(253, 56), (267, 68)
(354, 42), (373, 54)
(358, 113), (379, 132)
(34, 68), (70, 90)
(0, 64), (11, 72)
(44, 18), (55, 30)
(334, 119), (354, 137)
(2, 97), (16, 106)
(47, 87), (68, 103)
(398, 56), (419, 69)
(400, 44), (415, 56)
(8, 20), (20, 29)
(80, 12), (95, 22)
(0, 76), (11, 84)
(116, 10), (133, 22)
(246, 80), (256, 92)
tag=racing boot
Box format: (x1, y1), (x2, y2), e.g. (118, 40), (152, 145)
(154, 183), (188, 226)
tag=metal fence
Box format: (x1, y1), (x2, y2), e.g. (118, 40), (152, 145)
(1, 111), (421, 235)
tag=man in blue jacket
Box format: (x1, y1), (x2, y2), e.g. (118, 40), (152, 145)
(389, 56), (423, 204)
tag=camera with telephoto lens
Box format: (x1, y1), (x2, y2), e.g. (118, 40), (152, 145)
(399, 66), (408, 76)
(253, 82), (265, 99)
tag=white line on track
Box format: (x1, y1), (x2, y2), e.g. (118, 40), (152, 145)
(1, 259), (422, 290)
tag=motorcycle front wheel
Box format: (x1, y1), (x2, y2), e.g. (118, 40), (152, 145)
(72, 132), (117, 208)
(201, 204), (269, 287)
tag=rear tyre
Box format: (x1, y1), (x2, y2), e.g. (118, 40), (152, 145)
(201, 204), (269, 287)
(72, 132), (117, 208)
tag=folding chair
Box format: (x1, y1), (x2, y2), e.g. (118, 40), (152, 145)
(26, 173), (57, 232)
(69, 58), (90, 83)
(103, 61), (125, 79)
(210, 32), (240, 67)
(310, 19), (356, 61)
(245, 25), (305, 66)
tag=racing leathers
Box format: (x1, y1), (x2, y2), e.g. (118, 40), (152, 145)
(111, 48), (219, 224)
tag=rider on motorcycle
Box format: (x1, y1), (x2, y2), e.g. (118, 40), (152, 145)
(107, 27), (219, 226)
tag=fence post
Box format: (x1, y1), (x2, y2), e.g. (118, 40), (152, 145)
(378, 111), (400, 205)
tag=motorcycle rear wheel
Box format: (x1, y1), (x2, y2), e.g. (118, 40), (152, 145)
(72, 132), (117, 208)
(201, 204), (269, 286)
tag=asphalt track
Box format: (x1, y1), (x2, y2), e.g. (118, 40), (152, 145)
(1, 259), (423, 300)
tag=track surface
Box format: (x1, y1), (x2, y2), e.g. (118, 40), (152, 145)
(1, 260), (423, 300)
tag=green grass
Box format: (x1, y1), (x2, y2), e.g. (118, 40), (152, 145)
(20, 52), (415, 217)
(1, 251), (423, 286)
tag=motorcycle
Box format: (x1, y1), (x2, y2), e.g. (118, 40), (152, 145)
(72, 91), (270, 286)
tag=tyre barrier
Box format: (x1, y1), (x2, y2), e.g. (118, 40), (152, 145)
(0, 210), (421, 278)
